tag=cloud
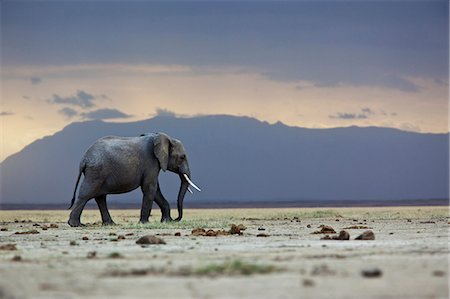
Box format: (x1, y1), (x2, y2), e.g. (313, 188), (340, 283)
(329, 112), (367, 120)
(58, 107), (78, 119)
(48, 90), (97, 109)
(361, 107), (374, 114)
(30, 77), (42, 85)
(0, 111), (14, 116)
(155, 107), (177, 117)
(80, 108), (131, 120)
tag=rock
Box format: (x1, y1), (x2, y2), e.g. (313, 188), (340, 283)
(15, 229), (40, 235)
(432, 270), (445, 277)
(0, 228), (8, 231)
(33, 223), (41, 227)
(82, 236), (89, 240)
(87, 251), (97, 259)
(257, 233), (270, 237)
(229, 224), (242, 235)
(206, 229), (218, 236)
(136, 235), (166, 245)
(0, 244), (17, 251)
(108, 252), (123, 259)
(343, 225), (370, 229)
(320, 231), (350, 240)
(237, 224), (247, 230)
(12, 255), (22, 262)
(355, 230), (375, 240)
(174, 232), (181, 236)
(311, 226), (336, 234)
(69, 240), (78, 246)
(306, 224), (311, 228)
(125, 233), (134, 236)
(49, 224), (59, 228)
(191, 228), (206, 236)
(335, 230), (350, 240)
(117, 235), (126, 240)
(257, 227), (265, 231)
(361, 267), (382, 278)
(302, 278), (315, 287)
(109, 232), (117, 236)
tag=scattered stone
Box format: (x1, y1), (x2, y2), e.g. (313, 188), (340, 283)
(432, 270), (445, 277)
(62, 251), (68, 254)
(229, 224), (243, 235)
(311, 226), (336, 234)
(69, 240), (78, 246)
(15, 229), (39, 235)
(361, 267), (382, 278)
(0, 244), (17, 251)
(206, 229), (218, 236)
(49, 223), (59, 228)
(33, 223), (41, 227)
(355, 230), (375, 240)
(117, 235), (126, 240)
(257, 233), (270, 237)
(237, 224), (247, 230)
(306, 224), (311, 228)
(407, 219), (412, 222)
(335, 219), (340, 222)
(389, 232), (394, 235)
(125, 233), (134, 236)
(321, 230), (350, 240)
(11, 255), (22, 262)
(352, 219), (358, 222)
(311, 264), (335, 276)
(87, 251), (97, 259)
(191, 228), (206, 236)
(302, 278), (315, 287)
(0, 228), (8, 231)
(41, 225), (48, 230)
(82, 236), (89, 240)
(343, 225), (370, 229)
(174, 232), (181, 236)
(420, 221), (436, 224)
(109, 232), (117, 236)
(108, 252), (123, 259)
(136, 235), (166, 245)
(257, 227), (265, 231)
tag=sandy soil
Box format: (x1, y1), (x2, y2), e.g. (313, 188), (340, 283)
(0, 207), (448, 299)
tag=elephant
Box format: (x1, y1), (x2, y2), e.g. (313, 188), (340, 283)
(67, 132), (201, 227)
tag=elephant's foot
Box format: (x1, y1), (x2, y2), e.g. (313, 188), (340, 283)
(139, 220), (149, 224)
(102, 220), (116, 226)
(160, 216), (173, 223)
(174, 217), (182, 222)
(68, 219), (83, 227)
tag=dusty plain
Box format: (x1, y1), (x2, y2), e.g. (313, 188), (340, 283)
(0, 206), (448, 299)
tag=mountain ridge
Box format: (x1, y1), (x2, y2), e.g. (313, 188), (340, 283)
(1, 114), (448, 205)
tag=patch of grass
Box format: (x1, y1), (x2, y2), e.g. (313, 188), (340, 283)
(194, 260), (277, 276)
(123, 219), (229, 230)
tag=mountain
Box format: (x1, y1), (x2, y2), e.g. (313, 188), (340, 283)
(0, 115), (448, 206)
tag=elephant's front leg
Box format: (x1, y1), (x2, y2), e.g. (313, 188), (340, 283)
(139, 182), (157, 224)
(154, 183), (173, 222)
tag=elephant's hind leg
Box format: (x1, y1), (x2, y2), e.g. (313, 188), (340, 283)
(68, 180), (99, 227)
(95, 195), (115, 225)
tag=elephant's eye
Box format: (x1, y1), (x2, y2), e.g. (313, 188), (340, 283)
(180, 154), (186, 160)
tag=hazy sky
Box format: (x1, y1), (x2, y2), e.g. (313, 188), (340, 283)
(1, 1), (448, 161)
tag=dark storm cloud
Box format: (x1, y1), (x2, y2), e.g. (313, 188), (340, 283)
(329, 113), (368, 120)
(80, 108), (131, 120)
(58, 107), (78, 119)
(30, 77), (42, 85)
(155, 107), (177, 117)
(2, 1), (447, 92)
(48, 90), (96, 109)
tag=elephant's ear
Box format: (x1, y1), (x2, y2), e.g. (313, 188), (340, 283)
(153, 132), (171, 171)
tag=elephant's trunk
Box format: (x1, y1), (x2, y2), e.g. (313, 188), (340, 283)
(175, 167), (191, 221)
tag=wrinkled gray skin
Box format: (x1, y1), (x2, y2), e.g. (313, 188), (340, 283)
(68, 132), (191, 227)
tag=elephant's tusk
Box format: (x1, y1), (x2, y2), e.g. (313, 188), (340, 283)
(187, 187), (193, 194)
(183, 173), (201, 192)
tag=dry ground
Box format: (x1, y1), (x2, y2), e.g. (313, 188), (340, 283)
(0, 207), (448, 299)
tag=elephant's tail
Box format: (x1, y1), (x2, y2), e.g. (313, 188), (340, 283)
(69, 164), (85, 209)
